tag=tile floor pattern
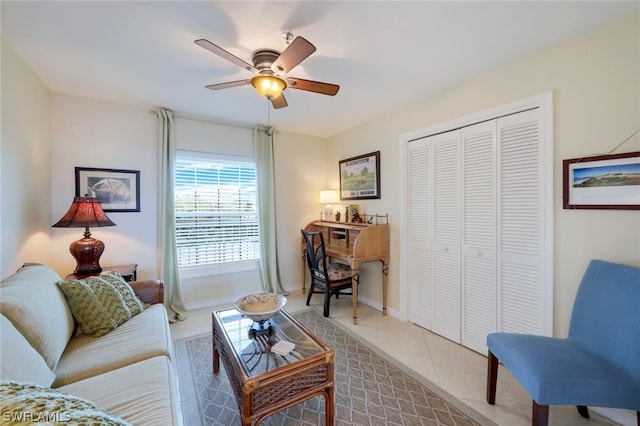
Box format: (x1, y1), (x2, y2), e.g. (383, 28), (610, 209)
(171, 291), (628, 426)
(176, 309), (481, 426)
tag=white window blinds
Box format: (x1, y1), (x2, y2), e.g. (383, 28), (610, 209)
(174, 152), (259, 269)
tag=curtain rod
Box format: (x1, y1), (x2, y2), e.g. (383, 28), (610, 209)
(150, 108), (257, 130)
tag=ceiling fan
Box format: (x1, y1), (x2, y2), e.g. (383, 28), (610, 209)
(194, 32), (339, 109)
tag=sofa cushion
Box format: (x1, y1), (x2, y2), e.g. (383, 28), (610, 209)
(53, 304), (172, 386)
(0, 381), (130, 425)
(57, 273), (144, 337)
(0, 315), (55, 387)
(0, 263), (75, 370)
(58, 356), (178, 426)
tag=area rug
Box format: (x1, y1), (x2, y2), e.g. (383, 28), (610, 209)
(174, 309), (485, 426)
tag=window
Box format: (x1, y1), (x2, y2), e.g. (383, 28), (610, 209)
(174, 151), (259, 275)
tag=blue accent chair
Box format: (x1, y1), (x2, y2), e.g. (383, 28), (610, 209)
(486, 259), (640, 425)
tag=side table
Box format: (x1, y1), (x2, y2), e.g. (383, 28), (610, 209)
(65, 263), (138, 282)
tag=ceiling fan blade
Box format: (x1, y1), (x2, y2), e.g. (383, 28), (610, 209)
(205, 79), (251, 90)
(286, 77), (339, 96)
(271, 93), (288, 109)
(271, 36), (316, 74)
(194, 39), (257, 73)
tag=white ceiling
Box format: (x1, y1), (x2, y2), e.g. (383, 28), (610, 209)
(2, 1), (638, 137)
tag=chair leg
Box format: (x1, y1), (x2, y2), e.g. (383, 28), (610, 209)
(323, 289), (331, 317)
(305, 283), (315, 306)
(487, 351), (498, 404)
(636, 410), (639, 426)
(576, 405), (589, 418)
(532, 401), (549, 426)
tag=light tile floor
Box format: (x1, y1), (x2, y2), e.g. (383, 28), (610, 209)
(171, 290), (631, 426)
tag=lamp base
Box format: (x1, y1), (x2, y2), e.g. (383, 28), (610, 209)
(69, 236), (105, 275)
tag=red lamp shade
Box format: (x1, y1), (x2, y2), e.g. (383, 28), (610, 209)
(52, 196), (116, 275)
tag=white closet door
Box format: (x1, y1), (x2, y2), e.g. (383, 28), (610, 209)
(460, 121), (497, 354)
(431, 131), (461, 342)
(405, 98), (551, 352)
(497, 108), (545, 335)
(407, 138), (432, 330)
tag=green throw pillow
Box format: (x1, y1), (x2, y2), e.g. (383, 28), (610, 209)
(99, 270), (145, 316)
(0, 381), (131, 425)
(57, 277), (128, 337)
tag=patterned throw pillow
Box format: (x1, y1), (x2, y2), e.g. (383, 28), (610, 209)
(57, 271), (146, 337)
(57, 277), (129, 337)
(0, 381), (130, 425)
(99, 270), (145, 316)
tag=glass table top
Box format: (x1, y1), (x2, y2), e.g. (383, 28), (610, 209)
(214, 308), (326, 377)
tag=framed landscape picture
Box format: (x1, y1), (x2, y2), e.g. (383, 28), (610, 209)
(339, 151), (381, 200)
(562, 151), (640, 210)
(75, 167), (140, 212)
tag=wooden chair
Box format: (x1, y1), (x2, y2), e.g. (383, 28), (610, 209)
(301, 229), (356, 317)
(486, 259), (640, 425)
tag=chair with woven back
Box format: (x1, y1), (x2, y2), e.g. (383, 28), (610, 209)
(301, 229), (356, 317)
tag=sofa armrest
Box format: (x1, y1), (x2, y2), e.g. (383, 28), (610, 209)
(129, 280), (164, 305)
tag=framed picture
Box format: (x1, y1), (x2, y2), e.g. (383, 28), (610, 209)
(75, 167), (140, 212)
(562, 151), (640, 210)
(339, 151), (381, 200)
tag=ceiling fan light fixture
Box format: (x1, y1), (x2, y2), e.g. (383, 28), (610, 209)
(251, 75), (286, 99)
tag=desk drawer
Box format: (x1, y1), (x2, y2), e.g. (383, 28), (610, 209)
(329, 238), (347, 249)
(329, 229), (347, 248)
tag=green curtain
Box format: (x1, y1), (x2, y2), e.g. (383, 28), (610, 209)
(254, 126), (286, 294)
(156, 109), (187, 321)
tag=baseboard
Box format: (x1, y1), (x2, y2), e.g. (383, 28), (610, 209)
(357, 294), (402, 320)
(184, 295), (235, 311)
(184, 288), (402, 320)
(183, 283), (305, 311)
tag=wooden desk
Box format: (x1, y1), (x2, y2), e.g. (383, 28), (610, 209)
(302, 220), (389, 324)
(65, 263), (138, 282)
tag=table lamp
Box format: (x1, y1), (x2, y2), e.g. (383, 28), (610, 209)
(52, 196), (116, 275)
(318, 189), (339, 220)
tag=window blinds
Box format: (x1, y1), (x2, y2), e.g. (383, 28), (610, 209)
(174, 154), (259, 268)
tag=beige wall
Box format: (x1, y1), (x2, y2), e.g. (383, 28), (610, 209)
(325, 13), (640, 337)
(0, 42), (52, 277)
(273, 130), (329, 290)
(49, 94), (159, 279)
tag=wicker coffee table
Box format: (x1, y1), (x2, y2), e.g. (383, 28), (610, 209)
(212, 308), (335, 426)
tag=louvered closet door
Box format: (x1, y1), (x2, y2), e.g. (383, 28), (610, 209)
(431, 131), (461, 343)
(497, 108), (544, 335)
(406, 104), (549, 352)
(460, 121), (497, 354)
(407, 138), (432, 330)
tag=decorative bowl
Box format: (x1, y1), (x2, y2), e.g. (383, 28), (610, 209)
(234, 293), (287, 322)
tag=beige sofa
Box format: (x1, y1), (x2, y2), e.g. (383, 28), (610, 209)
(0, 263), (178, 425)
